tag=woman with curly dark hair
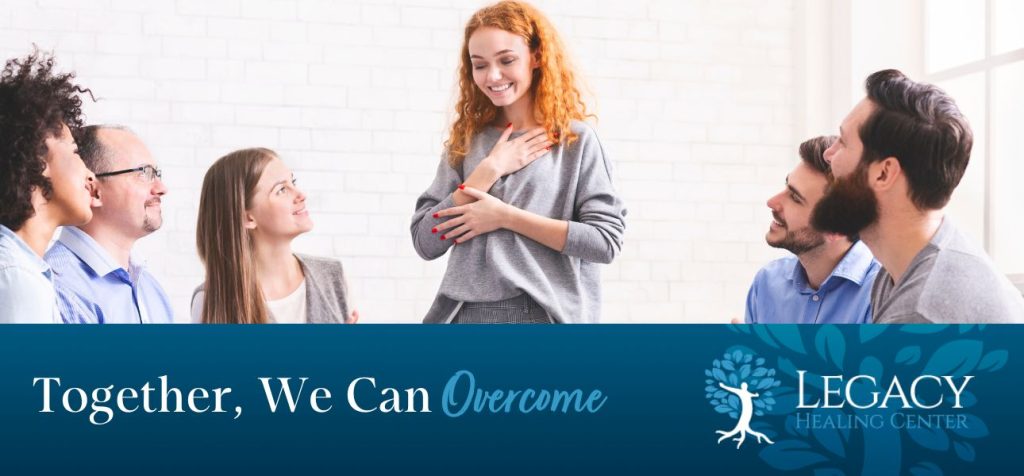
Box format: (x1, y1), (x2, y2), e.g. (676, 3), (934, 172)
(0, 50), (96, 323)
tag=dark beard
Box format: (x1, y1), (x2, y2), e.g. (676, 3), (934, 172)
(811, 163), (879, 240)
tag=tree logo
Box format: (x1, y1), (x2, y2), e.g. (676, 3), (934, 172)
(705, 349), (780, 449)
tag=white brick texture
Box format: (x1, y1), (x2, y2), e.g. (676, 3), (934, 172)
(2, 0), (798, 323)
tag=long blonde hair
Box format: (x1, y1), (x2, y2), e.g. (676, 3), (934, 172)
(195, 148), (276, 324)
(445, 0), (590, 167)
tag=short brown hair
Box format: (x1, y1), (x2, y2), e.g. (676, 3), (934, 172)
(860, 69), (972, 210)
(798, 135), (837, 182)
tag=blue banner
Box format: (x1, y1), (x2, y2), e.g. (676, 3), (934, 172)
(0, 324), (1015, 475)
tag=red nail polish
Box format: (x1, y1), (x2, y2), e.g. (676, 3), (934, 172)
(431, 227), (438, 234)
(458, 184), (465, 190)
(433, 213), (439, 218)
(506, 122), (512, 128)
(440, 235), (446, 240)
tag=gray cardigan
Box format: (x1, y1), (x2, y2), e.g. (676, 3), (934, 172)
(191, 254), (350, 323)
(410, 120), (627, 323)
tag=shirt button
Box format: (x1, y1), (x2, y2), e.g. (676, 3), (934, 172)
(812, 295), (820, 302)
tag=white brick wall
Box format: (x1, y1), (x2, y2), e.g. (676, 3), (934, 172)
(2, 0), (800, 323)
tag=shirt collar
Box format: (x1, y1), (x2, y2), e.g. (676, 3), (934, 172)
(786, 256), (809, 289)
(57, 226), (127, 278)
(829, 240), (877, 286)
(0, 224), (52, 277)
(930, 215), (954, 247)
(787, 240), (877, 290)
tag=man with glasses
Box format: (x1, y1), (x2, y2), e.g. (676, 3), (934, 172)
(46, 125), (175, 323)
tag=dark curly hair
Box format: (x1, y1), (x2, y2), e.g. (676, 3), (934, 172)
(0, 49), (92, 231)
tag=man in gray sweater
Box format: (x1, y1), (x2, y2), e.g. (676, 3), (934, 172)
(812, 69), (1024, 323)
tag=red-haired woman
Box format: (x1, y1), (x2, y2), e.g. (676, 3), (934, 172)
(411, 0), (626, 324)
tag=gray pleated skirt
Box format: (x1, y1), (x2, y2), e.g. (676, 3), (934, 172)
(451, 294), (554, 324)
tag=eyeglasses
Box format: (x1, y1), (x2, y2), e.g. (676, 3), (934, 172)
(96, 165), (163, 183)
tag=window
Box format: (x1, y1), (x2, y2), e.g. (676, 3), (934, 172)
(926, 0), (1024, 274)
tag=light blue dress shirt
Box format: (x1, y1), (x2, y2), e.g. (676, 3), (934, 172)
(0, 225), (62, 323)
(45, 226), (175, 324)
(745, 240), (880, 324)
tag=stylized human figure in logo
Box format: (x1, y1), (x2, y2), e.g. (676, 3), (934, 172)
(715, 382), (775, 449)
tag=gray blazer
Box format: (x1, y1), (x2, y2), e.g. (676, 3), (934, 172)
(191, 254), (350, 323)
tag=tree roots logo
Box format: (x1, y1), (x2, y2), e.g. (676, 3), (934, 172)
(705, 349), (780, 448)
(709, 324), (1009, 474)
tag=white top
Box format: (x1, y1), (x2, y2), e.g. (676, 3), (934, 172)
(266, 280), (307, 324)
(188, 280), (309, 324)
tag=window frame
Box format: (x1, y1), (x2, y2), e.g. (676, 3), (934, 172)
(923, 0), (1024, 268)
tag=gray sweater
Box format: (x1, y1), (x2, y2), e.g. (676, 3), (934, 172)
(191, 254), (350, 323)
(872, 218), (1024, 323)
(411, 121), (627, 323)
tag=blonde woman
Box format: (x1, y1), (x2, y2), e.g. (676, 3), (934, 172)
(193, 148), (356, 324)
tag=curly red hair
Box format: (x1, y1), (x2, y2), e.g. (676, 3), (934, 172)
(445, 0), (590, 167)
